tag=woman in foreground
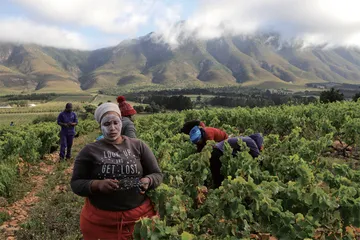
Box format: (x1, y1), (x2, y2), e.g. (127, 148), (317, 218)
(70, 102), (163, 240)
(96, 96), (137, 141)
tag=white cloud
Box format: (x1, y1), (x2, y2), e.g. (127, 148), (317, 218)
(0, 18), (88, 49)
(8, 0), (360, 49)
(154, 0), (360, 48)
(14, 0), (157, 35)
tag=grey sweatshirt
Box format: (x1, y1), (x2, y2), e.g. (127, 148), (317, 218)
(70, 136), (163, 211)
(121, 117), (136, 138)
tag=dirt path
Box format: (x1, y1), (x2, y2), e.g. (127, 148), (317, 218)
(0, 153), (59, 240)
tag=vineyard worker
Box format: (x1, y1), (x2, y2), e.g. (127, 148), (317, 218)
(117, 95), (137, 138)
(209, 133), (264, 188)
(180, 119), (206, 135)
(71, 102), (162, 240)
(189, 125), (228, 152)
(57, 103), (78, 161)
(95, 97), (137, 141)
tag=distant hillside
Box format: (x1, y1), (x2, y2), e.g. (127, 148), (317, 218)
(1, 33), (360, 93)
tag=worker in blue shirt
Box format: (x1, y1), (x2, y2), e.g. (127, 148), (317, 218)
(57, 103), (78, 160)
(209, 133), (264, 188)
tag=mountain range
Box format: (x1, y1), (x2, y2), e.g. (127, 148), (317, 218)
(1, 33), (360, 93)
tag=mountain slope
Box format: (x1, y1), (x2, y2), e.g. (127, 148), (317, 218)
(1, 33), (360, 93)
(0, 43), (84, 92)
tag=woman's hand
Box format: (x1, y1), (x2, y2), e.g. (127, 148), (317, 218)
(91, 179), (119, 194)
(139, 177), (151, 194)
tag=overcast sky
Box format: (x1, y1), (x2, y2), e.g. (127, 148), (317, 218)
(0, 0), (359, 50)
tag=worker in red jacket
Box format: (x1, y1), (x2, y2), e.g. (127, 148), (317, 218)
(189, 125), (228, 152)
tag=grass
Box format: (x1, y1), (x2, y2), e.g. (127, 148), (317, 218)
(0, 93), (145, 127)
(244, 80), (324, 92)
(90, 94), (140, 106)
(16, 131), (99, 240)
(0, 112), (58, 126)
(0, 212), (10, 225)
(0, 162), (36, 205)
(135, 113), (153, 119)
(0, 104), (61, 114)
(53, 95), (93, 102)
(7, 176), (36, 205)
(90, 94), (117, 105)
(34, 80), (83, 93)
(0, 89), (26, 95)
(0, 102), (85, 114)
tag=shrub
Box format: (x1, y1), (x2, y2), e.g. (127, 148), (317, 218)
(32, 114), (57, 124)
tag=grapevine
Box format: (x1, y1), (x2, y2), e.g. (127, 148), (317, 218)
(134, 101), (360, 239)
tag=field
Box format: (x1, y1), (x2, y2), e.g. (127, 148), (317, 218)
(184, 95), (215, 101)
(91, 94), (144, 106)
(133, 102), (360, 239)
(91, 94), (117, 105)
(0, 101), (360, 239)
(0, 102), (83, 126)
(0, 92), (150, 126)
(52, 95), (94, 102)
(0, 102), (71, 113)
(0, 112), (58, 126)
(0, 94), (128, 126)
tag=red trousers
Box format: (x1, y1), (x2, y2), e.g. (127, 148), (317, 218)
(80, 198), (157, 240)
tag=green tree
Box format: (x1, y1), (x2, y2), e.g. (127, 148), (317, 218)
(166, 95), (193, 111)
(84, 104), (96, 114)
(134, 105), (144, 113)
(352, 92), (360, 102)
(320, 88), (344, 103)
(144, 105), (153, 113)
(150, 102), (161, 113)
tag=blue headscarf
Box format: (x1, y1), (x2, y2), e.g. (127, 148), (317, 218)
(189, 126), (202, 143)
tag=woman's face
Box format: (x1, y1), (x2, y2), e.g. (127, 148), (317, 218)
(101, 112), (122, 141)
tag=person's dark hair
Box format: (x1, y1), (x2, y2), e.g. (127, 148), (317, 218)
(65, 102), (73, 110)
(180, 120), (202, 134)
